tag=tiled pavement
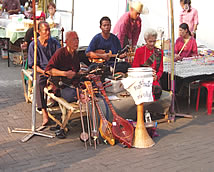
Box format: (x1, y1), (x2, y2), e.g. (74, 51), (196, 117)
(0, 58), (214, 172)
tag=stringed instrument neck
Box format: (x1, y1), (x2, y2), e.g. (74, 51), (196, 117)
(89, 75), (118, 116)
(89, 49), (135, 63)
(89, 49), (117, 63)
(84, 80), (115, 146)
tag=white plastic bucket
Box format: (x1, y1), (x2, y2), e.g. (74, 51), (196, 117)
(128, 67), (153, 79)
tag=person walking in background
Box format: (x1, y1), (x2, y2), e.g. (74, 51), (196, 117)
(180, 0), (199, 38)
(113, 1), (148, 49)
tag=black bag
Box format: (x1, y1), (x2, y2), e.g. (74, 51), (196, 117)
(115, 61), (131, 73)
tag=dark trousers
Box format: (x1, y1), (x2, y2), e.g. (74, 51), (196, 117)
(60, 87), (77, 103)
(36, 74), (48, 110)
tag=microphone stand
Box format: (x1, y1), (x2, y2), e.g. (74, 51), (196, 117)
(112, 45), (130, 78)
(112, 52), (119, 78)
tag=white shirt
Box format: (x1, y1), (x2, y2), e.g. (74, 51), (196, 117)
(46, 12), (61, 28)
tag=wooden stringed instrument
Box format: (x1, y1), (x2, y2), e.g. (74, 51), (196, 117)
(84, 81), (115, 146)
(76, 87), (89, 150)
(89, 49), (135, 63)
(88, 75), (134, 148)
(84, 81), (99, 149)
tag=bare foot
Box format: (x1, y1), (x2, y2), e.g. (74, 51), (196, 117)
(42, 109), (49, 126)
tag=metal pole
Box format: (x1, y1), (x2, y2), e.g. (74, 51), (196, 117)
(71, 0), (74, 30)
(32, 0), (37, 132)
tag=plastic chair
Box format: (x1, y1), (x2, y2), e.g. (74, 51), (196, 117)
(196, 81), (214, 115)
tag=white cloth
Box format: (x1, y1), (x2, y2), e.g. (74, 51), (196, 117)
(121, 72), (153, 105)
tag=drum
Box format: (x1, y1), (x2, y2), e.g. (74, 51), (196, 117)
(128, 67), (153, 79)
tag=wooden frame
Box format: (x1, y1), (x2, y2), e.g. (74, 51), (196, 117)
(21, 69), (85, 131)
(21, 69), (33, 103)
(44, 87), (86, 131)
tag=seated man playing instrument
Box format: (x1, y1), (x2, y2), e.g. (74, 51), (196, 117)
(86, 16), (130, 73)
(28, 21), (61, 126)
(174, 23), (198, 61)
(45, 31), (81, 103)
(132, 28), (163, 100)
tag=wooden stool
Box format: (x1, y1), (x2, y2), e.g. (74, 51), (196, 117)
(196, 81), (214, 115)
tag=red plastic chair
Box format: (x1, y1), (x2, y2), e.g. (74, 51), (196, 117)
(196, 81), (214, 115)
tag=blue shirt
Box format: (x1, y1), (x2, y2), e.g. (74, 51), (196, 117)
(28, 37), (61, 70)
(86, 33), (122, 56)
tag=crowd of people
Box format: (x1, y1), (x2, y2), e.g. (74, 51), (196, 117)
(0, 0), (199, 126)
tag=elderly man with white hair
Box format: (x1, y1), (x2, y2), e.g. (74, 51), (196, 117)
(45, 31), (81, 103)
(132, 28), (163, 100)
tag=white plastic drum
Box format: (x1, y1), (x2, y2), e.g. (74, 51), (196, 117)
(128, 67), (153, 79)
(122, 67), (154, 104)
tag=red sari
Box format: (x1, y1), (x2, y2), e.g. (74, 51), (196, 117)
(132, 45), (163, 87)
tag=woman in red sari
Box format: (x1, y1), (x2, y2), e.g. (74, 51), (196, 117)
(174, 23), (198, 61)
(132, 28), (163, 100)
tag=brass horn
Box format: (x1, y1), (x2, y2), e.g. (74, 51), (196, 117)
(133, 103), (155, 148)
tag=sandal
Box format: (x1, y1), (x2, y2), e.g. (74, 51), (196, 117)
(50, 125), (60, 131)
(55, 129), (66, 139)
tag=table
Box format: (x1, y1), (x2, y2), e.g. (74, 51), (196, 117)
(162, 56), (214, 110)
(163, 56), (214, 91)
(164, 56), (214, 79)
(0, 26), (60, 44)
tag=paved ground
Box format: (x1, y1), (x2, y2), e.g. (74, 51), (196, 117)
(0, 58), (214, 172)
